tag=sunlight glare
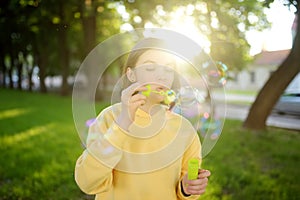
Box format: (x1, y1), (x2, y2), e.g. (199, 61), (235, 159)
(1, 124), (54, 146)
(144, 5), (211, 56)
(0, 108), (30, 120)
(246, 0), (295, 55)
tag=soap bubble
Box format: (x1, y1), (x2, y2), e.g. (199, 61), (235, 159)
(199, 112), (222, 140)
(202, 60), (228, 87)
(171, 85), (224, 145)
(172, 86), (205, 128)
(72, 28), (227, 173)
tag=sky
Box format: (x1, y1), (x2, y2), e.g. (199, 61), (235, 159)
(246, 0), (296, 55)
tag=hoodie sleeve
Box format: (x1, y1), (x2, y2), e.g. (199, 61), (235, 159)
(74, 107), (124, 194)
(176, 126), (202, 200)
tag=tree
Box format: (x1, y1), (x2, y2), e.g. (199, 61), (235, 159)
(194, 0), (268, 71)
(0, 0), (280, 97)
(243, 0), (299, 130)
(124, 0), (270, 72)
(0, 0), (23, 89)
(29, 0), (56, 93)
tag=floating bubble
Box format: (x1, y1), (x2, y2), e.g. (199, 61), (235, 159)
(172, 86), (204, 126)
(199, 112), (222, 140)
(215, 61), (228, 86)
(202, 60), (228, 87)
(72, 28), (227, 173)
(172, 86), (221, 132)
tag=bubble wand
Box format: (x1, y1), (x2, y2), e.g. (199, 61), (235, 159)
(141, 84), (177, 107)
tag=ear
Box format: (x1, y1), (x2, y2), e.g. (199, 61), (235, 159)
(126, 67), (136, 82)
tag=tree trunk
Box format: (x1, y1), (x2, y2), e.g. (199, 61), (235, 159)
(80, 0), (97, 100)
(36, 51), (48, 93)
(243, 12), (300, 130)
(58, 25), (70, 96)
(58, 2), (70, 96)
(0, 53), (5, 88)
(81, 0), (97, 56)
(82, 15), (96, 55)
(8, 52), (14, 89)
(8, 67), (13, 89)
(28, 66), (33, 92)
(25, 56), (34, 92)
(17, 61), (22, 90)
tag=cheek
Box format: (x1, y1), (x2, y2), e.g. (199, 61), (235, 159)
(150, 93), (165, 102)
(167, 74), (175, 85)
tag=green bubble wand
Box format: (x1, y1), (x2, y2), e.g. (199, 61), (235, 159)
(141, 84), (177, 106)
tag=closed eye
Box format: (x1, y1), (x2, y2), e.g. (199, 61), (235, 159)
(145, 65), (156, 71)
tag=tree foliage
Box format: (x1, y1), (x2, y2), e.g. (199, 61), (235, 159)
(0, 0), (272, 95)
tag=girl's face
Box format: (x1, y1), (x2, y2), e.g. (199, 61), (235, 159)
(128, 49), (177, 104)
(133, 49), (176, 89)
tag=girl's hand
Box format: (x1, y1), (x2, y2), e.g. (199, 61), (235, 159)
(181, 169), (211, 196)
(116, 82), (147, 130)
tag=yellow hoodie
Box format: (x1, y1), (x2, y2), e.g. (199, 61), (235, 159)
(75, 104), (201, 200)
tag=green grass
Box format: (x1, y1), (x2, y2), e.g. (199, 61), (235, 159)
(201, 121), (300, 200)
(225, 89), (258, 96)
(0, 88), (299, 200)
(225, 100), (253, 106)
(0, 89), (107, 200)
(214, 88), (257, 105)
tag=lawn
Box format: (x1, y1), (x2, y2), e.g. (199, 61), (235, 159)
(0, 88), (299, 200)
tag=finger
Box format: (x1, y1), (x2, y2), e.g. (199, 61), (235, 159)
(130, 94), (147, 102)
(122, 82), (143, 98)
(186, 177), (208, 186)
(187, 188), (206, 195)
(132, 88), (147, 96)
(128, 88), (147, 99)
(129, 97), (146, 108)
(122, 99), (146, 120)
(127, 82), (147, 95)
(186, 181), (208, 194)
(130, 99), (146, 108)
(198, 169), (211, 179)
(132, 86), (148, 95)
(122, 88), (146, 105)
(188, 178), (208, 187)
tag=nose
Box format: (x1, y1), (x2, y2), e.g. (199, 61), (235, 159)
(156, 67), (167, 81)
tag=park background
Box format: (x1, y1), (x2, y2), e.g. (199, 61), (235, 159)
(0, 0), (299, 199)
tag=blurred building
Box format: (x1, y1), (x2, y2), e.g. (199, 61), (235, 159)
(226, 49), (291, 91)
(226, 14), (298, 92)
